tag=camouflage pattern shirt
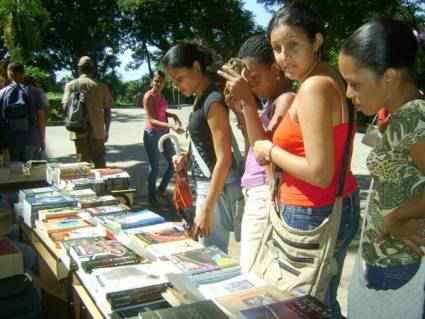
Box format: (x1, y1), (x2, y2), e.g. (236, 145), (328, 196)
(364, 99), (425, 267)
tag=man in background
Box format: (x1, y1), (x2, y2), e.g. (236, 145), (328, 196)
(0, 61), (46, 162)
(62, 56), (113, 168)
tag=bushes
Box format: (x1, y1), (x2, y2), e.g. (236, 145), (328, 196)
(46, 92), (65, 122)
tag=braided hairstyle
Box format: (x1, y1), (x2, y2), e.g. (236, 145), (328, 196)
(238, 35), (274, 66)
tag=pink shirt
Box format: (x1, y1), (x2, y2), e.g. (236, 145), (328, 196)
(144, 89), (169, 130)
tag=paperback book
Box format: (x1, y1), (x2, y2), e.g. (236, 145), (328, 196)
(198, 272), (266, 299)
(134, 223), (189, 245)
(23, 195), (78, 228)
(69, 236), (140, 272)
(78, 195), (120, 208)
(138, 299), (229, 319)
(38, 206), (86, 222)
(101, 209), (164, 229)
(239, 295), (334, 319)
(167, 245), (239, 275)
(18, 186), (60, 202)
(213, 284), (290, 318)
(91, 262), (178, 310)
(146, 239), (203, 258)
(87, 203), (131, 216)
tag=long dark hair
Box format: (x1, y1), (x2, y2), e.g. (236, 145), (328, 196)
(340, 19), (418, 80)
(163, 40), (214, 73)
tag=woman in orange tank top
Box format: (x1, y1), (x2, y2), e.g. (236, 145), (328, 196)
(224, 3), (359, 318)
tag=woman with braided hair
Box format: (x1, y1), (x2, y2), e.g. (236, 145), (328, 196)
(220, 35), (294, 271)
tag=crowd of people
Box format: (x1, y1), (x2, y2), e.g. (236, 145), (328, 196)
(0, 2), (424, 318)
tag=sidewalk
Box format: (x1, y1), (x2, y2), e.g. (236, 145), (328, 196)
(44, 106), (373, 316)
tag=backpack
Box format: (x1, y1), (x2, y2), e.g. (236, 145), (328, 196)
(64, 80), (89, 133)
(1, 84), (33, 132)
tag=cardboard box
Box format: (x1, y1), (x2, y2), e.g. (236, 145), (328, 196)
(0, 238), (24, 279)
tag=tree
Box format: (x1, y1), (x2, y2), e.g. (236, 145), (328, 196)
(0, 0), (49, 62)
(256, 0), (425, 67)
(38, 0), (123, 78)
(118, 0), (261, 76)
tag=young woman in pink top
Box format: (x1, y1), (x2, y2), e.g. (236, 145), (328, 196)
(143, 70), (184, 207)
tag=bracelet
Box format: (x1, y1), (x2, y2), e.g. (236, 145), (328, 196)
(267, 144), (276, 162)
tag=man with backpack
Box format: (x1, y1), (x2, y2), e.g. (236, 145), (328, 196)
(62, 56), (113, 168)
(0, 62), (46, 162)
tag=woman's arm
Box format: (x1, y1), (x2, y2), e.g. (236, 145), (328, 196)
(254, 77), (336, 188)
(194, 102), (233, 237)
(377, 138), (425, 255)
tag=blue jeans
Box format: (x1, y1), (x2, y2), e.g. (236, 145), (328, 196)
(366, 263), (425, 319)
(280, 191), (360, 319)
(143, 129), (176, 202)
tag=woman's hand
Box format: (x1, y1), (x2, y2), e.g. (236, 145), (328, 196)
(253, 139), (273, 166)
(377, 213), (425, 257)
(218, 66), (256, 108)
(194, 207), (213, 238)
(170, 123), (185, 134)
(172, 153), (187, 171)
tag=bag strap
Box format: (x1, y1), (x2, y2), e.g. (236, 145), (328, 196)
(336, 103), (355, 197)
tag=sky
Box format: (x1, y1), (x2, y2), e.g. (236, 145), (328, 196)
(57, 0), (277, 81)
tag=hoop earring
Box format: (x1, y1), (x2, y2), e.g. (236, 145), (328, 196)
(276, 75), (281, 81)
(315, 50), (322, 60)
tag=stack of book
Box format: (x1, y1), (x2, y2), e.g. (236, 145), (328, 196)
(61, 188), (97, 201)
(23, 195), (78, 228)
(18, 185), (61, 202)
(78, 195), (120, 208)
(166, 245), (239, 276)
(66, 177), (107, 194)
(90, 168), (131, 192)
(96, 209), (164, 230)
(46, 162), (91, 185)
(36, 218), (92, 244)
(239, 295), (334, 319)
(90, 261), (180, 312)
(68, 236), (140, 272)
(38, 206), (86, 223)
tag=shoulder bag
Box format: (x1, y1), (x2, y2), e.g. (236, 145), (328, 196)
(249, 104), (354, 302)
(348, 179), (425, 319)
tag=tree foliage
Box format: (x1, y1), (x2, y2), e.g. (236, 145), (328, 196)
(38, 0), (123, 78)
(256, 0), (425, 67)
(0, 0), (49, 62)
(118, 0), (261, 76)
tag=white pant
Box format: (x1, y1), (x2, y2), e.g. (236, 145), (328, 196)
(240, 184), (272, 272)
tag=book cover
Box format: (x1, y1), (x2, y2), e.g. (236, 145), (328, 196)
(138, 299), (229, 319)
(18, 186), (60, 201)
(78, 195), (120, 208)
(62, 188), (97, 199)
(69, 237), (139, 272)
(239, 295), (334, 319)
(25, 195), (78, 210)
(43, 218), (91, 234)
(135, 223), (188, 245)
(198, 272), (266, 299)
(104, 210), (164, 229)
(213, 285), (291, 318)
(167, 245), (238, 275)
(87, 204), (130, 216)
(146, 239), (203, 258)
(38, 206), (85, 222)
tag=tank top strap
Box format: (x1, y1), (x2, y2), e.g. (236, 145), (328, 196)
(325, 77), (345, 124)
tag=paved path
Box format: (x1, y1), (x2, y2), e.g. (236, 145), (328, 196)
(44, 106), (373, 316)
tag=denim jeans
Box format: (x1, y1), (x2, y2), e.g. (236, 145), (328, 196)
(143, 129), (175, 202)
(280, 191), (360, 319)
(366, 263), (425, 318)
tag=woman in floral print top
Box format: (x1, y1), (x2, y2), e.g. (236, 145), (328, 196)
(339, 19), (425, 316)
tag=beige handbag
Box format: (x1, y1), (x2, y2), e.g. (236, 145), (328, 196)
(249, 105), (354, 302)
